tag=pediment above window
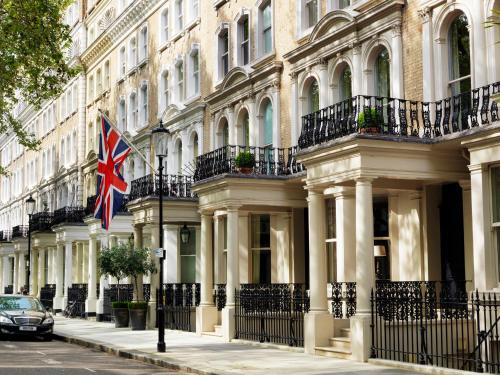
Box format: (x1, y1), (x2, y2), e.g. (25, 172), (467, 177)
(309, 10), (354, 42)
(220, 67), (249, 91)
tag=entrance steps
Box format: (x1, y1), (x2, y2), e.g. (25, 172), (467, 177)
(315, 328), (352, 359)
(202, 324), (223, 337)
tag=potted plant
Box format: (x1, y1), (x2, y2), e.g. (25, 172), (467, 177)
(98, 244), (129, 328)
(235, 151), (255, 174)
(358, 108), (382, 134)
(125, 247), (157, 330)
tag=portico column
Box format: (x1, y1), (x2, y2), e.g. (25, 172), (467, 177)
(31, 248), (39, 297)
(460, 180), (474, 290)
(213, 215), (225, 284)
(318, 60), (329, 109)
(335, 188), (356, 282)
(18, 252), (26, 291)
(2, 256), (10, 291)
(222, 206), (240, 341)
(0, 257), (3, 293)
(51, 248), (57, 284)
(247, 97), (257, 147)
(53, 244), (64, 312)
(351, 177), (375, 362)
(13, 253), (18, 293)
(133, 225), (144, 301)
(38, 248), (46, 298)
(227, 106), (236, 145)
(62, 241), (73, 308)
(85, 235), (97, 317)
(147, 224), (160, 329)
(82, 242), (89, 287)
(165, 224), (179, 283)
(196, 212), (217, 335)
(352, 45), (362, 96)
(96, 236), (109, 321)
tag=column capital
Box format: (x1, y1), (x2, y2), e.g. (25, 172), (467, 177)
(459, 179), (471, 190)
(226, 205), (241, 212)
(409, 191), (423, 200)
(355, 176), (375, 184)
(199, 210), (213, 217)
(418, 7), (431, 23)
(468, 163), (487, 174)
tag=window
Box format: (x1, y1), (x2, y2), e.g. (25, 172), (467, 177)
(191, 0), (199, 20)
(176, 0), (183, 31)
(129, 37), (136, 68)
(338, 0), (350, 9)
(177, 141), (183, 174)
(251, 214), (271, 284)
(139, 26), (148, 61)
(261, 2), (272, 55)
(96, 68), (102, 95)
(240, 111), (250, 146)
(66, 90), (71, 116)
(238, 16), (250, 66)
(193, 134), (199, 160)
(305, 0), (318, 28)
(118, 99), (126, 131)
(66, 134), (71, 164)
(161, 9), (169, 44)
(140, 83), (148, 126)
(88, 75), (94, 101)
(120, 47), (126, 77)
(88, 123), (94, 152)
(308, 80), (319, 113)
(375, 48), (390, 97)
(190, 49), (199, 96)
(492, 167), (500, 280)
(176, 61), (184, 102)
(72, 85), (78, 111)
(161, 71), (169, 110)
(222, 121), (229, 146)
(340, 66), (352, 101)
(219, 28), (229, 78)
(129, 93), (138, 130)
(448, 14), (471, 95)
(61, 139), (65, 167)
(263, 101), (273, 147)
(180, 226), (196, 283)
(104, 61), (110, 90)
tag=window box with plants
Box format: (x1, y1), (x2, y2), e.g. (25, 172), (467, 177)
(235, 151), (255, 174)
(357, 107), (382, 134)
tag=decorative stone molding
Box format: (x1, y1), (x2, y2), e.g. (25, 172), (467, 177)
(418, 7), (431, 23)
(391, 23), (402, 37)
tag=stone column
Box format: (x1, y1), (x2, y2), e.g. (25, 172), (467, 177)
(96, 235), (110, 320)
(271, 84), (281, 148)
(165, 224), (179, 283)
(391, 23), (403, 99)
(290, 73), (299, 146)
(351, 178), (375, 362)
(133, 225), (144, 301)
(85, 235), (98, 317)
(460, 180), (474, 291)
(2, 256), (10, 291)
(470, 164), (495, 291)
(77, 242), (84, 283)
(222, 206), (240, 341)
(147, 224), (160, 329)
(304, 189), (333, 354)
(335, 188), (356, 282)
(352, 45), (362, 96)
(82, 242), (89, 288)
(13, 253), (18, 293)
(227, 106), (235, 145)
(247, 97), (256, 147)
(196, 212), (217, 335)
(31, 248), (39, 297)
(318, 59), (329, 109)
(38, 248), (46, 298)
(53, 244), (64, 312)
(62, 241), (73, 308)
(0, 257), (3, 293)
(419, 8), (434, 102)
(18, 252), (26, 291)
(472, 2), (487, 88)
(238, 212), (249, 284)
(51, 248), (57, 284)
(213, 215), (225, 284)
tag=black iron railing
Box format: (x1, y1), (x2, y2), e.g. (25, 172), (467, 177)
(12, 225), (28, 238)
(369, 280), (494, 372)
(40, 284), (56, 309)
(102, 283), (134, 321)
(235, 283), (310, 347)
(129, 174), (195, 201)
(67, 283), (89, 318)
(53, 206), (85, 226)
(330, 282), (356, 319)
(85, 194), (130, 216)
(299, 82), (500, 149)
(163, 283), (200, 332)
(193, 145), (304, 182)
(213, 283), (226, 311)
(4, 285), (13, 294)
(0, 230), (12, 241)
(30, 212), (54, 232)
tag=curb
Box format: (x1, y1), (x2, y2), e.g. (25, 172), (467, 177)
(52, 332), (223, 375)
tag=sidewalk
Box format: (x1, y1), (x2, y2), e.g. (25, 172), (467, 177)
(53, 317), (418, 375)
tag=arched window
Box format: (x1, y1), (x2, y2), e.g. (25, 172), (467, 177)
(161, 9), (169, 44)
(308, 80), (319, 113)
(448, 14), (471, 95)
(339, 66), (352, 101)
(118, 98), (126, 131)
(193, 134), (199, 160)
(223, 121), (229, 146)
(375, 48), (390, 97)
(120, 46), (126, 77)
(263, 100), (273, 147)
(161, 71), (169, 110)
(241, 111), (250, 146)
(177, 140), (183, 174)
(129, 37), (136, 67)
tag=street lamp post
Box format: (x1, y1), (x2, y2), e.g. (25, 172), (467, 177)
(25, 195), (36, 295)
(151, 120), (169, 353)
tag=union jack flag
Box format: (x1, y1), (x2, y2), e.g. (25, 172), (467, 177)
(95, 115), (131, 230)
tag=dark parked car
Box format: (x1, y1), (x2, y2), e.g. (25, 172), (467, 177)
(0, 295), (54, 340)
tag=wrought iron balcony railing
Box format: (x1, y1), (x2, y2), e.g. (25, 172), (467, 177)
(84, 194), (130, 216)
(128, 174), (195, 201)
(52, 206), (85, 226)
(193, 145), (304, 182)
(12, 225), (28, 238)
(30, 212), (54, 232)
(0, 230), (11, 242)
(299, 82), (500, 149)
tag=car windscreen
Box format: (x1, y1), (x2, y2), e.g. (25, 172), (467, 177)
(0, 296), (44, 312)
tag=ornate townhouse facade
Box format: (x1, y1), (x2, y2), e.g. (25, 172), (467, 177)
(0, 0), (500, 372)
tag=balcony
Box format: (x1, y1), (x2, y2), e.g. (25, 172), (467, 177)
(52, 206), (85, 226)
(128, 174), (195, 201)
(0, 230), (12, 242)
(299, 82), (500, 150)
(12, 225), (28, 238)
(193, 145), (304, 182)
(30, 212), (54, 232)
(85, 194), (130, 216)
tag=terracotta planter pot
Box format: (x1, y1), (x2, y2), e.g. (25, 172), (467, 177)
(112, 307), (129, 328)
(129, 308), (147, 330)
(238, 167), (253, 174)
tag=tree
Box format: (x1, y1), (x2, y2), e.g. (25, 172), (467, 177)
(0, 0), (77, 166)
(124, 247), (157, 302)
(98, 244), (129, 300)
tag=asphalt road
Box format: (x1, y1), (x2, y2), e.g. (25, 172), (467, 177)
(0, 336), (188, 375)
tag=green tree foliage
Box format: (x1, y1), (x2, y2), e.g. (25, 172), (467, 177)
(125, 247), (157, 302)
(98, 244), (129, 297)
(0, 0), (77, 162)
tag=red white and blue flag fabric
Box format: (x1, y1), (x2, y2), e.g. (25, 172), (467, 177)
(95, 116), (131, 230)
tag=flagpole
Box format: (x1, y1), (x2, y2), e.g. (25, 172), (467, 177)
(98, 108), (157, 171)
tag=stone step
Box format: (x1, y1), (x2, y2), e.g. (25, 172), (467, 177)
(340, 328), (351, 338)
(202, 331), (222, 337)
(315, 346), (352, 360)
(329, 336), (351, 350)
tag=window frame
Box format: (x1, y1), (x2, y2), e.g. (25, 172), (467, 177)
(237, 14), (250, 66)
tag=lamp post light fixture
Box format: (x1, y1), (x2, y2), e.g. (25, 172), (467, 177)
(151, 120), (169, 353)
(25, 195), (36, 295)
(180, 224), (190, 245)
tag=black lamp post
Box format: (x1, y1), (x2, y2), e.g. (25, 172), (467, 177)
(25, 195), (35, 295)
(151, 120), (169, 353)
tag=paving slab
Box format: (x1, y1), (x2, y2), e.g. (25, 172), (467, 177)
(52, 317), (421, 375)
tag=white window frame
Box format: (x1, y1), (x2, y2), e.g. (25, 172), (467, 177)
(217, 24), (230, 80)
(237, 13), (250, 66)
(258, 0), (273, 57)
(139, 81), (148, 127)
(160, 8), (169, 45)
(119, 46), (126, 77)
(176, 0), (184, 32)
(129, 37), (137, 69)
(96, 68), (102, 95)
(128, 92), (138, 130)
(139, 25), (148, 62)
(189, 46), (200, 97)
(118, 97), (127, 131)
(104, 61), (110, 90)
(175, 59), (184, 103)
